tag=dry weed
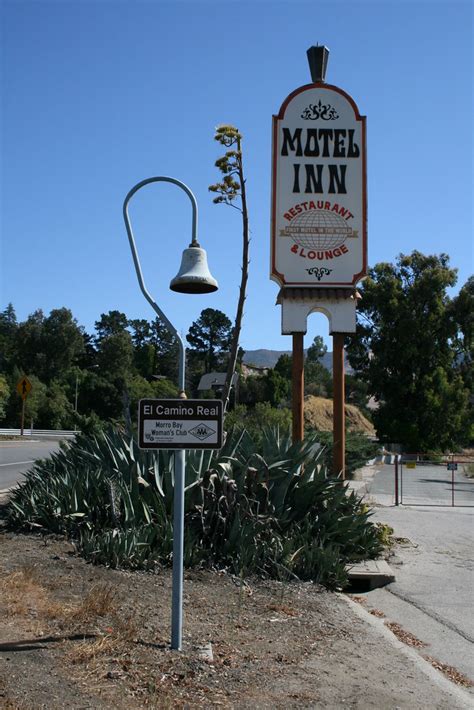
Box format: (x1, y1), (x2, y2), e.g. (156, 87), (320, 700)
(68, 634), (121, 665)
(369, 609), (386, 618)
(385, 621), (427, 648)
(69, 583), (118, 623)
(0, 565), (54, 618)
(347, 595), (367, 604)
(423, 656), (474, 687)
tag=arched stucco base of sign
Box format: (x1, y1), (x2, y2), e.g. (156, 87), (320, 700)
(276, 288), (360, 335)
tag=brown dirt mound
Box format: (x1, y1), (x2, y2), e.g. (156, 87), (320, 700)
(304, 396), (375, 435)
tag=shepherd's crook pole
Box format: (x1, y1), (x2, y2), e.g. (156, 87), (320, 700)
(123, 176), (198, 651)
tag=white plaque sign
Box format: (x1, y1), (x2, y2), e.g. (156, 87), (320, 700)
(271, 83), (367, 287)
(138, 399), (223, 450)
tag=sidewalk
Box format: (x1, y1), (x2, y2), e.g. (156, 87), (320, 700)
(346, 462), (474, 703)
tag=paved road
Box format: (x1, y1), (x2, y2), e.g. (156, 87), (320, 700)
(0, 439), (62, 491)
(399, 462), (474, 506)
(367, 462), (474, 507)
(362, 466), (474, 692)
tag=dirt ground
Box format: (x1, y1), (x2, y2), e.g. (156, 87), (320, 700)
(0, 531), (472, 709)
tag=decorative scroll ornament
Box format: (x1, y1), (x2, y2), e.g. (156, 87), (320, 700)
(306, 267), (333, 281)
(301, 100), (339, 120)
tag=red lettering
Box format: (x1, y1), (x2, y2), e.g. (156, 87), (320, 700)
(325, 250), (333, 259)
(291, 244), (298, 253)
(341, 244), (349, 253)
(308, 251), (316, 259)
(331, 203), (340, 213)
(284, 212), (292, 221)
(324, 201), (331, 210)
(333, 248), (341, 257)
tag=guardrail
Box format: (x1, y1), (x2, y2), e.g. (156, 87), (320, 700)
(0, 428), (76, 439)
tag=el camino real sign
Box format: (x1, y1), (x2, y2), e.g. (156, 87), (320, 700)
(138, 399), (223, 450)
(271, 82), (367, 287)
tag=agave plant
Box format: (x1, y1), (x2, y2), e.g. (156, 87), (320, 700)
(5, 425), (383, 587)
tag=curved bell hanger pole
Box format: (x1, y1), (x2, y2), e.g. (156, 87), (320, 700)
(122, 176), (199, 394)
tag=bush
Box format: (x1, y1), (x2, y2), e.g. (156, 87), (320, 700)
(310, 430), (378, 478)
(5, 425), (383, 589)
(225, 402), (292, 442)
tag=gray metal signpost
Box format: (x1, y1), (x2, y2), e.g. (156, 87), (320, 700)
(123, 176), (219, 651)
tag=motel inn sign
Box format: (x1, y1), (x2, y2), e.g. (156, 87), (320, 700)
(271, 66), (367, 287)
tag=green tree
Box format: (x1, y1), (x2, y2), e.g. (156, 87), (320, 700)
(0, 375), (9, 420)
(451, 276), (474, 440)
(149, 317), (179, 381)
(37, 380), (73, 429)
(41, 308), (85, 382)
(209, 125), (250, 413)
(307, 335), (327, 363)
(94, 310), (129, 342)
(305, 336), (331, 398)
(0, 303), (18, 374)
(130, 319), (155, 379)
(186, 308), (233, 374)
(263, 368), (290, 406)
(96, 331), (135, 422)
(346, 251), (469, 451)
(14, 310), (47, 378)
(274, 353), (292, 381)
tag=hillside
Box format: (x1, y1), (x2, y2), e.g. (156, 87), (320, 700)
(304, 396), (375, 435)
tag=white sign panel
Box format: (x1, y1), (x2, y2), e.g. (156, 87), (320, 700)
(138, 399), (223, 450)
(271, 83), (367, 287)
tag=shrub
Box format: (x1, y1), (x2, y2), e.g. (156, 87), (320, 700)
(5, 425), (383, 589)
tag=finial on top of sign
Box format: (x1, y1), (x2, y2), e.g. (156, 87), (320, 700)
(306, 45), (330, 83)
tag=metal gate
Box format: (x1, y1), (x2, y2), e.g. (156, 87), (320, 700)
(396, 455), (474, 507)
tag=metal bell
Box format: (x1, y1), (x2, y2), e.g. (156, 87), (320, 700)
(169, 245), (219, 294)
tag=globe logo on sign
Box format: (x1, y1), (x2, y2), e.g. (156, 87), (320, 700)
(284, 209), (353, 251)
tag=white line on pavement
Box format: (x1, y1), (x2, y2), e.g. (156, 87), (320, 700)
(0, 460), (35, 467)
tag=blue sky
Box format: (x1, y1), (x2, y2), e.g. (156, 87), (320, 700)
(1, 0), (472, 352)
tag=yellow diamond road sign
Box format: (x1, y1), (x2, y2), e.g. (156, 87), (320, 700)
(17, 376), (32, 400)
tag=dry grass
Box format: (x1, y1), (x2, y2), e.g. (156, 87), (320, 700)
(0, 565), (57, 618)
(347, 595), (368, 605)
(67, 634), (122, 665)
(0, 566), (119, 631)
(369, 609), (386, 618)
(69, 584), (118, 623)
(385, 621), (428, 648)
(304, 396), (375, 435)
(423, 656), (474, 687)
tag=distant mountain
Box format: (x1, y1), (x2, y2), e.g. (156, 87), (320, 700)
(242, 348), (340, 372)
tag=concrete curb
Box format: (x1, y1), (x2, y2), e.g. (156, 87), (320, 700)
(340, 594), (474, 709)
